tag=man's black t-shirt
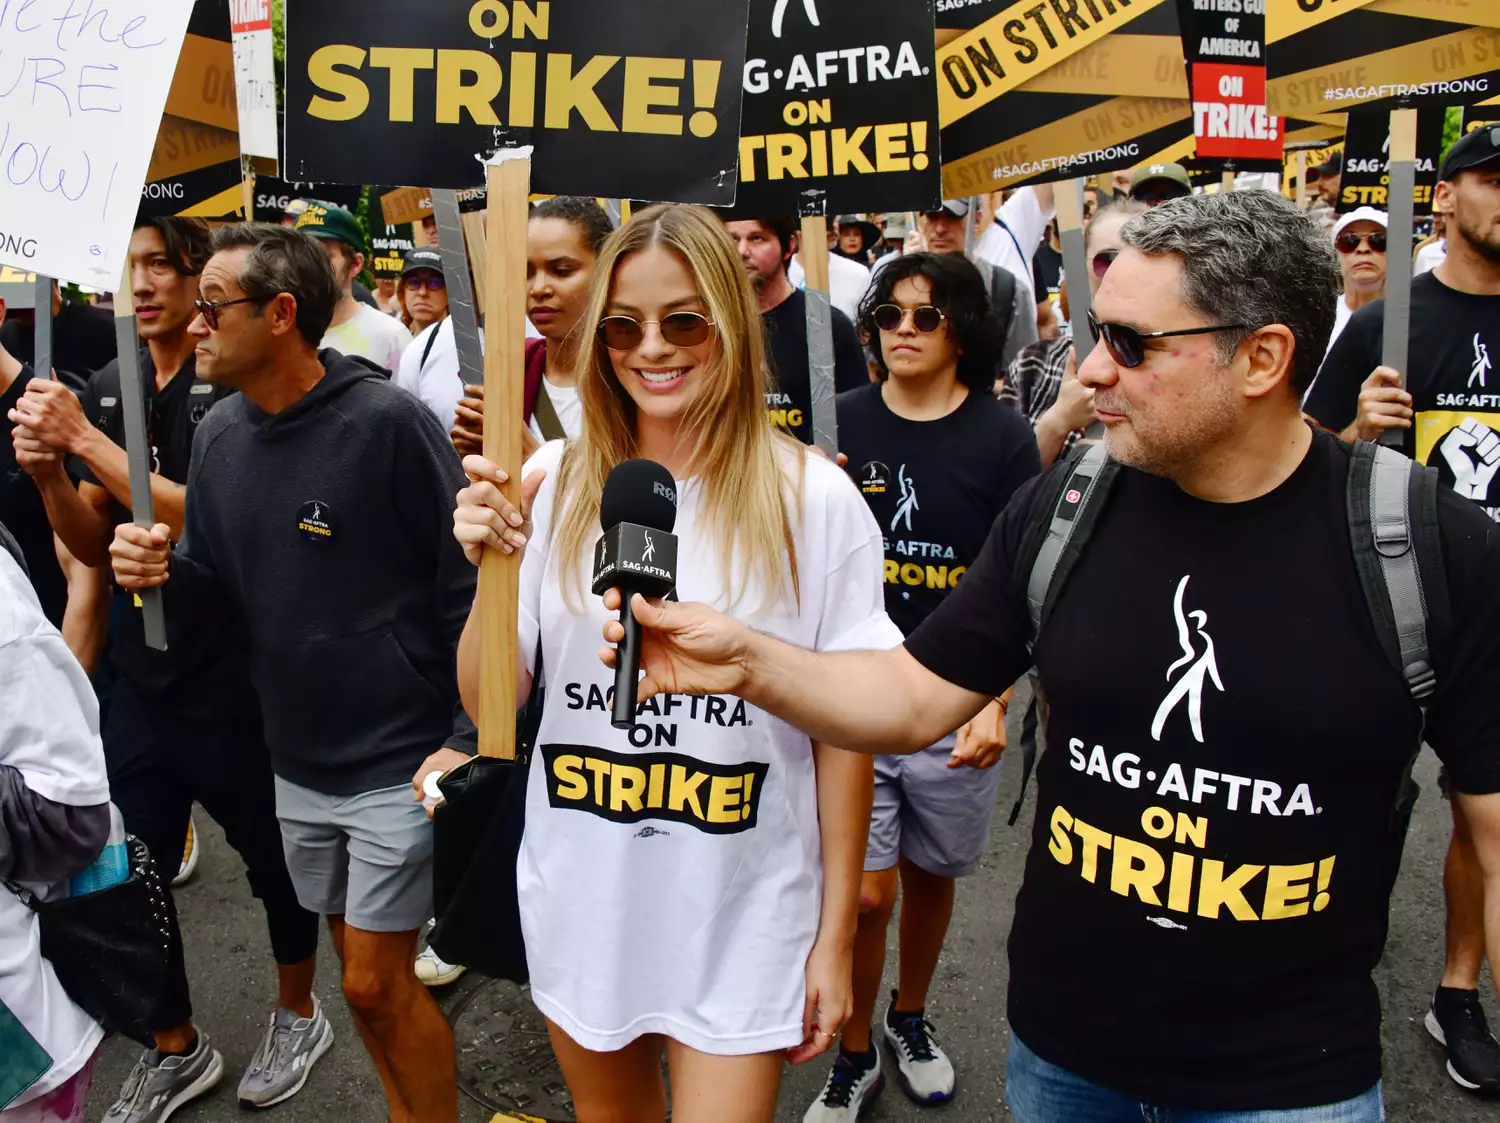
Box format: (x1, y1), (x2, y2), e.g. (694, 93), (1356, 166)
(0, 366), (69, 626)
(837, 383), (1040, 637)
(77, 352), (248, 708)
(0, 300), (118, 382)
(763, 288), (869, 445)
(1307, 272), (1500, 521)
(904, 429), (1500, 1110)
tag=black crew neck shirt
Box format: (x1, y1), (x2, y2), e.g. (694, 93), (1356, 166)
(762, 288), (869, 445)
(0, 366), (68, 626)
(77, 351), (247, 709)
(0, 300), (118, 382)
(837, 382), (1039, 637)
(903, 428), (1500, 1110)
(1307, 271), (1500, 522)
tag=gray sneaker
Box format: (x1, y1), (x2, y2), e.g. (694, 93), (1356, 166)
(102, 1033), (224, 1123)
(237, 997), (334, 1108)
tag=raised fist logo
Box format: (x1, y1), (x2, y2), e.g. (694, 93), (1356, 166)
(1440, 417), (1500, 501)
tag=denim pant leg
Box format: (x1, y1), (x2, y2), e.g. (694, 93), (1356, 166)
(1005, 1032), (1147, 1123)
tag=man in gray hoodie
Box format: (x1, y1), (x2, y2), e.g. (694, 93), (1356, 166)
(110, 224), (472, 1123)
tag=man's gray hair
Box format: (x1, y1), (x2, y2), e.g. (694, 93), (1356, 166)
(210, 224), (341, 348)
(1120, 190), (1339, 396)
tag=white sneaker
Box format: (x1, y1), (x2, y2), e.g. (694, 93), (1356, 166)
(173, 815), (199, 887)
(414, 943), (466, 987)
(881, 994), (955, 1104)
(802, 1051), (884, 1122)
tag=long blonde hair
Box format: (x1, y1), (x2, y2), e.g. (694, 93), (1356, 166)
(552, 204), (802, 612)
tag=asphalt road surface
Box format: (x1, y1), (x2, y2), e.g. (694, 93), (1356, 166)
(88, 741), (1493, 1122)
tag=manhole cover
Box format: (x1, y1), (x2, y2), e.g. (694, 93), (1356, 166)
(450, 979), (575, 1119)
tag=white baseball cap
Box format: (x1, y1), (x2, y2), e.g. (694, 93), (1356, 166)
(1331, 206), (1388, 242)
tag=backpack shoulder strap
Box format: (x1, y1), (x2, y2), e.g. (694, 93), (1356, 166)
(1346, 440), (1440, 707)
(990, 264), (1017, 337)
(1021, 441), (1119, 644)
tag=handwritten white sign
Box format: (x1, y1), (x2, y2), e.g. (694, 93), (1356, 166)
(0, 0), (195, 287)
(231, 0), (276, 163)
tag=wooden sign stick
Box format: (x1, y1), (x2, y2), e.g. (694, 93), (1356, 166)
(1221, 169), (1236, 193)
(112, 264), (167, 650)
(798, 192), (838, 458)
(477, 149), (533, 760)
(1381, 107), (1418, 443)
(1055, 178), (1104, 440)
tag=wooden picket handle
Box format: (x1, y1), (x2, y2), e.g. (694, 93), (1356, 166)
(476, 153), (532, 759)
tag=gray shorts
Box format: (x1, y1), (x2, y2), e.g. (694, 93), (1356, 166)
(866, 739), (1005, 878)
(273, 777), (433, 933)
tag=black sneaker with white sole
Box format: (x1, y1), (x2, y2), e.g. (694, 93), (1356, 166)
(1426, 986), (1500, 1094)
(802, 1049), (885, 1122)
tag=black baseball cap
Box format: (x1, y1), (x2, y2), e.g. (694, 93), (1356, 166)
(400, 248), (444, 278)
(1439, 125), (1500, 181)
(1310, 150), (1342, 179)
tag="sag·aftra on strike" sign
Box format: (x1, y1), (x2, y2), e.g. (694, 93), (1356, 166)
(284, 0), (753, 205)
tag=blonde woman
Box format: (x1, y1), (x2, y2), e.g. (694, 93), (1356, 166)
(421, 205), (897, 1121)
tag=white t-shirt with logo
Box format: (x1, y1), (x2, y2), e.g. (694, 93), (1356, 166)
(515, 440), (902, 1054)
(0, 550), (108, 1105)
(320, 303), (411, 375)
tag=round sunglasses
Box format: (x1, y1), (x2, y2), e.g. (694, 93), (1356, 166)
(1334, 231), (1387, 254)
(1091, 249), (1119, 278)
(1087, 309), (1249, 368)
(597, 311), (714, 351)
(872, 304), (947, 333)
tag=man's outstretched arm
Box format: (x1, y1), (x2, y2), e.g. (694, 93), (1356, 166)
(600, 590), (992, 756)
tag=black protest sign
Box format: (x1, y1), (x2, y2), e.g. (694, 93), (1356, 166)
(936, 0), (1193, 193)
(284, 0), (752, 204)
(1464, 104), (1500, 130)
(369, 188), (418, 278)
(732, 0), (940, 215)
(1268, 0), (1500, 119)
(143, 0), (244, 218)
(1177, 0), (1281, 163)
(1337, 105), (1443, 212)
(254, 178), (364, 218)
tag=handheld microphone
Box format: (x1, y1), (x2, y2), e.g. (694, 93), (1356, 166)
(591, 459), (679, 728)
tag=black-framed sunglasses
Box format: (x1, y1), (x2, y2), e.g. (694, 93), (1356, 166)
(1087, 309), (1250, 369)
(1091, 249), (1119, 278)
(597, 312), (714, 350)
(194, 295), (269, 330)
(872, 304), (946, 333)
(1334, 230), (1387, 254)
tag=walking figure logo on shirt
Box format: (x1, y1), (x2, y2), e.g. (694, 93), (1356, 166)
(1150, 575), (1224, 744)
(1470, 333), (1491, 389)
(643, 531), (656, 563)
(890, 465), (919, 533)
(771, 0), (818, 37)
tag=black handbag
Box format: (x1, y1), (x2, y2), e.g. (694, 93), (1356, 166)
(428, 653), (544, 982)
(7, 835), (171, 1047)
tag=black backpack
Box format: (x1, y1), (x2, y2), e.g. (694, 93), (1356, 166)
(1006, 440), (1449, 834)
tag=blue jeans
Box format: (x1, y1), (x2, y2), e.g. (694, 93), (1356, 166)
(1006, 1033), (1385, 1123)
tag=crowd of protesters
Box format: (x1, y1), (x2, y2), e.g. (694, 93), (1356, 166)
(2, 130), (1499, 1123)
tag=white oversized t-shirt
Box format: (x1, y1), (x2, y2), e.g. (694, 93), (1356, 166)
(515, 441), (902, 1054)
(320, 303), (411, 375)
(0, 550), (108, 1105)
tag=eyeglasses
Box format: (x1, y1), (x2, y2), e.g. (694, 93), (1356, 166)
(1087, 309), (1250, 369)
(1091, 249), (1119, 279)
(405, 275), (446, 292)
(193, 295), (268, 330)
(597, 312), (714, 351)
(1334, 231), (1387, 254)
(872, 304), (947, 333)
